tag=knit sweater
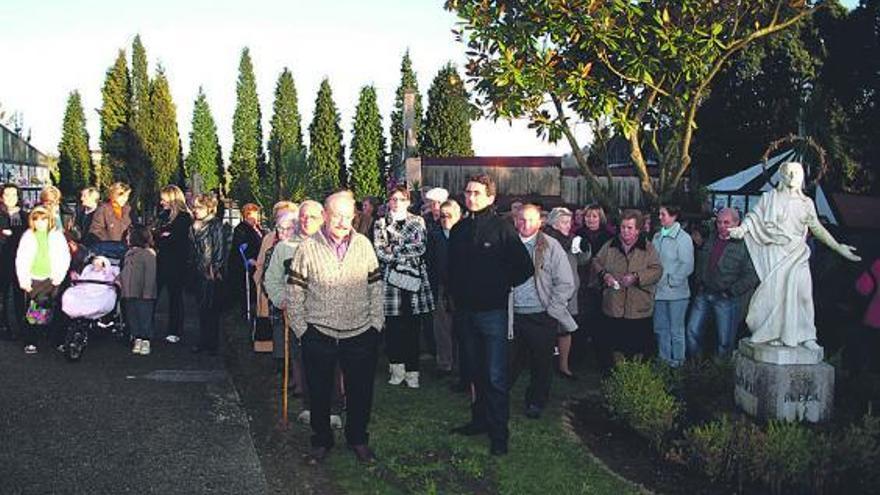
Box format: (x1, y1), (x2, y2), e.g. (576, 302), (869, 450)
(287, 231), (384, 339)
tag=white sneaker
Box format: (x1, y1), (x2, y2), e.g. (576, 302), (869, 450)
(24, 344), (37, 354)
(330, 414), (343, 429)
(297, 410), (311, 425)
(132, 339), (143, 355)
(140, 340), (151, 355)
(404, 371), (420, 389)
(165, 335), (180, 344)
(388, 363), (406, 385)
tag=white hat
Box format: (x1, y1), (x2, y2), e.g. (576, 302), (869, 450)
(424, 187), (449, 203)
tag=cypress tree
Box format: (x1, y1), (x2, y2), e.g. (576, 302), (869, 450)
(130, 35), (150, 138)
(307, 79), (345, 198)
(390, 50), (424, 178)
(267, 68), (305, 204)
(349, 85), (385, 199)
(128, 35), (153, 209)
(144, 67), (181, 192)
(230, 47), (264, 204)
(421, 63), (474, 157)
(58, 91), (92, 196)
(98, 49), (131, 190)
(186, 87), (221, 193)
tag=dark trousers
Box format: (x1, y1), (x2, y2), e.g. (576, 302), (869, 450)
(124, 298), (156, 340)
(510, 312), (556, 408)
(460, 308), (509, 444)
(301, 326), (378, 448)
(158, 275), (185, 337)
(197, 278), (221, 350)
(385, 313), (421, 371)
(22, 279), (60, 347)
(453, 311), (471, 386)
(0, 268), (25, 336)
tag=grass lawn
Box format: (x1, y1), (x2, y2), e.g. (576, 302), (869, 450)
(323, 361), (639, 495)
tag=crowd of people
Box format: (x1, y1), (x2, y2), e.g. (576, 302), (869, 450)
(1, 171), (877, 465)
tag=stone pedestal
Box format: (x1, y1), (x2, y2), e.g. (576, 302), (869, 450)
(733, 338), (834, 423)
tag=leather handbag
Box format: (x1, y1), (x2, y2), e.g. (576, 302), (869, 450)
(386, 262), (421, 292)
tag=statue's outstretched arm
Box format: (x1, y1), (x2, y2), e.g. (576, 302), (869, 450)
(806, 213), (861, 262)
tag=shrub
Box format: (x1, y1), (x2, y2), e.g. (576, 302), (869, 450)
(761, 420), (817, 494)
(602, 358), (681, 448)
(683, 415), (733, 481)
(683, 415), (765, 490)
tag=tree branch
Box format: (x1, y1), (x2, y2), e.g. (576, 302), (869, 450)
(597, 49), (671, 98)
(668, 6), (819, 191)
(550, 93), (612, 205)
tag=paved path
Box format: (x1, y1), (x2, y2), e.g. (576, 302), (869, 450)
(0, 299), (267, 494)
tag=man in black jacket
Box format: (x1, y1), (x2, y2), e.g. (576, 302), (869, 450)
(448, 174), (533, 456)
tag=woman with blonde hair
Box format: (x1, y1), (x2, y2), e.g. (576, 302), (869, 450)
(89, 182), (134, 242)
(15, 206), (71, 354)
(39, 185), (73, 233)
(544, 206), (591, 379)
(154, 185), (193, 343)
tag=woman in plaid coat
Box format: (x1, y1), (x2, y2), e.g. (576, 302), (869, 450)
(374, 185), (435, 389)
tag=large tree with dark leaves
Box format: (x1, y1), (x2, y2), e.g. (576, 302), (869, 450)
(446, 0), (820, 204)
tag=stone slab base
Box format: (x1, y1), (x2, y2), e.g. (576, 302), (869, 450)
(734, 348), (834, 423)
(737, 338), (823, 365)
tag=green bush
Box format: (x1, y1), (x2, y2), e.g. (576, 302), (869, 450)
(683, 415), (733, 481)
(761, 420), (817, 494)
(683, 415), (765, 490)
(602, 358), (681, 448)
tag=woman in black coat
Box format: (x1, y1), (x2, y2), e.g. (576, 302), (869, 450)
(189, 193), (227, 354)
(154, 185), (193, 344)
(0, 184), (28, 339)
(227, 203), (264, 318)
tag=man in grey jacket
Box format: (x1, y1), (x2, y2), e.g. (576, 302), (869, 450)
(686, 208), (758, 358)
(509, 204), (576, 419)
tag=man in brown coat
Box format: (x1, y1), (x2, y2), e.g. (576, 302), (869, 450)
(592, 209), (663, 364)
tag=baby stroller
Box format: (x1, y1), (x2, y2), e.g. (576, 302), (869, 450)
(61, 247), (127, 362)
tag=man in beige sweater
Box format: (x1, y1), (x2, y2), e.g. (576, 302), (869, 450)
(288, 190), (384, 465)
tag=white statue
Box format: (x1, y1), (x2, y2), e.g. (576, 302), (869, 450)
(729, 161), (860, 349)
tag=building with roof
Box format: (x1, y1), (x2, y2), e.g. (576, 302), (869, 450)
(0, 122), (51, 206)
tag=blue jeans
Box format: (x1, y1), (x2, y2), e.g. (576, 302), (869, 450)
(685, 292), (740, 358)
(124, 298), (155, 340)
(654, 299), (689, 366)
(460, 309), (509, 444)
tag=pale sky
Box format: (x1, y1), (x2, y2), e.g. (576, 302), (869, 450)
(0, 0), (859, 160)
(0, 0), (569, 159)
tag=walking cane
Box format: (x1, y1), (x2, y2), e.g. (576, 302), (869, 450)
(279, 310), (291, 429)
(238, 243), (255, 339)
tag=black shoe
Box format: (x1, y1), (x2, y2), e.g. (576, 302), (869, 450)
(525, 404), (542, 419)
(490, 440), (508, 456)
(349, 444), (377, 464)
(450, 422), (488, 436)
